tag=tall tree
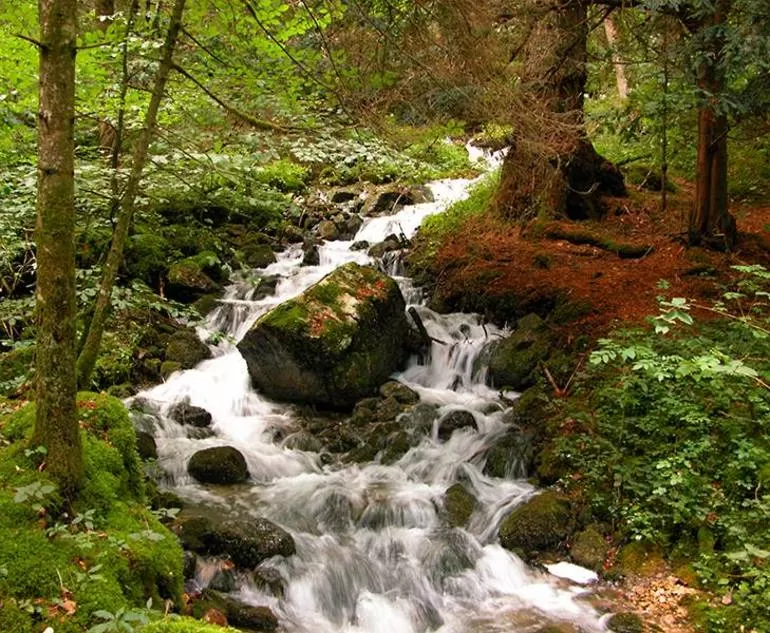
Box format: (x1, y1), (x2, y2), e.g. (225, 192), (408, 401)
(35, 0), (83, 498)
(494, 0), (626, 221)
(77, 0), (186, 387)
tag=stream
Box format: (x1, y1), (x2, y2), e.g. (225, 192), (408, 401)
(130, 148), (609, 633)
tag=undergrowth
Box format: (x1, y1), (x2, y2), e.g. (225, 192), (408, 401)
(550, 268), (770, 631)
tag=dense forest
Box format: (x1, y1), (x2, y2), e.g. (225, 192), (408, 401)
(1, 1), (770, 632)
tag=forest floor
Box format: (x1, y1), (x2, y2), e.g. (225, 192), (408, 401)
(426, 180), (770, 341)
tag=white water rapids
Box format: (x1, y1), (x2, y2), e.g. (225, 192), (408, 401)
(130, 149), (608, 633)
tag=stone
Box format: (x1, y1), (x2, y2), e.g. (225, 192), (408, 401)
(483, 427), (536, 479)
(317, 220), (339, 241)
(253, 566), (285, 598)
(188, 446), (249, 485)
(379, 380), (419, 405)
(202, 591), (279, 631)
(283, 431), (323, 453)
(242, 243), (277, 269)
(499, 491), (571, 555)
(177, 515), (296, 569)
(136, 431), (158, 460)
(237, 263), (410, 409)
(444, 483), (477, 528)
(302, 243), (320, 266)
(160, 361), (182, 379)
(438, 409), (477, 441)
(209, 567), (237, 593)
(350, 240), (370, 251)
(368, 238), (402, 259)
(165, 330), (212, 369)
(183, 551), (197, 579)
(570, 525), (609, 571)
(166, 256), (222, 302)
(331, 189), (358, 203)
(607, 613), (645, 633)
(169, 401), (213, 428)
(406, 403), (438, 435)
(487, 313), (555, 391)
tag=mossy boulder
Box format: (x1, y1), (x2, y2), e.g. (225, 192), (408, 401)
(487, 313), (555, 391)
(241, 243), (277, 269)
(444, 483), (477, 528)
(379, 380), (419, 404)
(166, 254), (222, 303)
(570, 525), (610, 571)
(237, 263), (410, 409)
(136, 430), (158, 460)
(176, 515), (295, 569)
(143, 617), (240, 633)
(499, 490), (571, 555)
(188, 446), (249, 484)
(124, 232), (175, 286)
(607, 612), (646, 633)
(165, 330), (212, 369)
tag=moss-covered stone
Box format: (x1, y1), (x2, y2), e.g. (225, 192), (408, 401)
(237, 263), (410, 409)
(188, 446), (249, 484)
(124, 232), (176, 286)
(570, 525), (609, 571)
(438, 409), (477, 441)
(161, 361), (182, 378)
(607, 612), (645, 633)
(165, 330), (212, 369)
(176, 515), (295, 569)
(194, 590), (278, 631)
(488, 313), (555, 391)
(166, 255), (222, 303)
(241, 242), (277, 269)
(499, 490), (571, 555)
(136, 430), (158, 460)
(444, 483), (477, 528)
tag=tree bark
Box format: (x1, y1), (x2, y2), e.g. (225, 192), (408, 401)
(77, 0), (186, 387)
(603, 13), (628, 100)
(689, 0), (736, 249)
(495, 0), (625, 221)
(35, 0), (83, 499)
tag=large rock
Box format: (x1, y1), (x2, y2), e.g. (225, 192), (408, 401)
(169, 401), (212, 427)
(165, 330), (212, 369)
(177, 515), (296, 569)
(499, 491), (571, 555)
(237, 263), (410, 409)
(487, 313), (555, 391)
(188, 446), (249, 484)
(197, 590), (279, 631)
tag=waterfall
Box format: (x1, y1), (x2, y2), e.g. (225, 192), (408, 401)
(130, 147), (606, 633)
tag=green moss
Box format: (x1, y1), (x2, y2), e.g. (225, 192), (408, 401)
(499, 490), (572, 554)
(0, 601), (34, 633)
(143, 616), (240, 633)
(0, 344), (34, 397)
(124, 232), (176, 284)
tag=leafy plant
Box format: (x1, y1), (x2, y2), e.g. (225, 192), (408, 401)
(88, 607), (149, 633)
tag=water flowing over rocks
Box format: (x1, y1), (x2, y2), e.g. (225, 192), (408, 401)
(129, 146), (619, 633)
(237, 262), (411, 408)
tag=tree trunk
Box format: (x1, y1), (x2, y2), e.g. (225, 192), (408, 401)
(603, 14), (628, 100)
(495, 0), (625, 221)
(35, 0), (83, 499)
(77, 0), (186, 387)
(688, 0), (736, 249)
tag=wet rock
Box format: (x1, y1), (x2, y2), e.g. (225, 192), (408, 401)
(193, 293), (221, 317)
(487, 313), (555, 391)
(253, 275), (279, 300)
(301, 242), (320, 266)
(242, 243), (277, 269)
(483, 427), (536, 479)
(199, 590), (279, 631)
(283, 431), (323, 453)
(169, 401), (213, 428)
(351, 240), (370, 251)
(166, 255), (222, 302)
(209, 567), (237, 593)
(160, 360), (182, 378)
(253, 566), (286, 598)
(238, 263), (410, 409)
(317, 220), (339, 241)
(177, 516), (296, 569)
(380, 430), (411, 464)
(570, 525), (610, 571)
(343, 214), (363, 238)
(499, 491), (571, 555)
(375, 396), (404, 423)
(183, 551), (197, 579)
(438, 409), (477, 441)
(607, 613), (645, 633)
(136, 431), (158, 460)
(444, 483), (477, 528)
(405, 403), (438, 435)
(368, 236), (403, 259)
(364, 186), (418, 216)
(165, 330), (212, 369)
(188, 446), (249, 485)
(379, 380), (419, 405)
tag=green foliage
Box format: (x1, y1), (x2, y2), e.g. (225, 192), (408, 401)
(421, 170), (498, 238)
(141, 616), (240, 633)
(553, 268), (770, 630)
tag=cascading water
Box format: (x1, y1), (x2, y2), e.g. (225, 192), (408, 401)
(130, 149), (608, 633)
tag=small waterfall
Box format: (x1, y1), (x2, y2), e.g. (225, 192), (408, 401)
(130, 146), (606, 633)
